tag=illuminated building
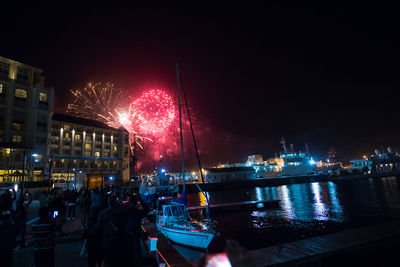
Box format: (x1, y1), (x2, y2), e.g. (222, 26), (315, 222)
(0, 56), (54, 183)
(49, 113), (130, 189)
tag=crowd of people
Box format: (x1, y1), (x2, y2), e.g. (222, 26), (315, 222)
(0, 186), (158, 267)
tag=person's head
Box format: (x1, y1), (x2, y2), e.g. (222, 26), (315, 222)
(38, 207), (50, 220)
(108, 195), (117, 207)
(129, 194), (139, 207)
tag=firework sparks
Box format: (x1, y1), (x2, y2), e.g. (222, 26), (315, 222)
(67, 82), (151, 149)
(128, 89), (176, 136)
(67, 82), (128, 128)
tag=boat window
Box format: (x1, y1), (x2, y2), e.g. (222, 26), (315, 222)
(164, 207), (172, 216)
(171, 206), (183, 216)
(177, 205), (185, 216)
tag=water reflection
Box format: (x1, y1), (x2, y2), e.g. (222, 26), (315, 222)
(327, 182), (343, 219)
(311, 182), (329, 221)
(255, 187), (264, 201)
(279, 185), (295, 219)
(185, 176), (400, 253)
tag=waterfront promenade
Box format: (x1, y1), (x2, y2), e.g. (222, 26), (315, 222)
(13, 218), (85, 267)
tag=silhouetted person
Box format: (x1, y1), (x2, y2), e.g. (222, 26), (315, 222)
(15, 192), (32, 248)
(85, 209), (102, 267)
(32, 207), (56, 267)
(79, 189), (91, 228)
(89, 195), (118, 266)
(125, 194), (150, 259)
(107, 212), (138, 267)
(67, 189), (77, 219)
(0, 192), (20, 267)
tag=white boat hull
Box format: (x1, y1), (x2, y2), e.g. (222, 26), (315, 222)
(158, 224), (214, 249)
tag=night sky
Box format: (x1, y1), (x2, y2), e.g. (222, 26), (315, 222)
(2, 6), (400, 166)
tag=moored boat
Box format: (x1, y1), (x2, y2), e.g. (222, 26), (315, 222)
(156, 198), (215, 249)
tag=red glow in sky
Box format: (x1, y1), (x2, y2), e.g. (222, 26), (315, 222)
(129, 89), (176, 136)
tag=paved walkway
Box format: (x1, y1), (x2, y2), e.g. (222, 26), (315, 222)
(13, 218), (86, 267)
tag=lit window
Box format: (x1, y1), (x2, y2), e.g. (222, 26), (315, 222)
(75, 134), (81, 140)
(95, 152), (100, 157)
(85, 143), (91, 149)
(12, 135), (22, 143)
(15, 89), (27, 99)
(12, 123), (22, 131)
(113, 145), (118, 151)
(39, 92), (48, 102)
(65, 132), (70, 139)
(61, 159), (65, 163)
(63, 125), (71, 131)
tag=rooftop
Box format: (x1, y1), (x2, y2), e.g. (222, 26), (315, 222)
(52, 113), (126, 132)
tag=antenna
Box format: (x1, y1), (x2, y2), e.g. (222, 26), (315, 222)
(280, 137), (287, 153)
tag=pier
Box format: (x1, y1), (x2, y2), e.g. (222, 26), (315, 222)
(141, 219), (192, 267)
(249, 219), (400, 266)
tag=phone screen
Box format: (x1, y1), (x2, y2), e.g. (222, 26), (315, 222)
(53, 211), (58, 218)
(205, 253), (232, 267)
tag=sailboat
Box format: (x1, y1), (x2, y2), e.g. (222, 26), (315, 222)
(156, 62), (216, 249)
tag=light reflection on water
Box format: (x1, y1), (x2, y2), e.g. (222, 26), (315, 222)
(184, 176), (400, 254)
(187, 176), (400, 234)
(311, 182), (329, 221)
(248, 181), (344, 223)
(279, 185), (295, 220)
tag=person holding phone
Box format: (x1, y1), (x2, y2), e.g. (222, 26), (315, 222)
(16, 192), (32, 248)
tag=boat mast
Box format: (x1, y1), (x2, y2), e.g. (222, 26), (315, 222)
(180, 71), (205, 184)
(180, 67), (211, 218)
(176, 62), (185, 192)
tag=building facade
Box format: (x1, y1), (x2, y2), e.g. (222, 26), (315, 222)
(0, 56), (54, 184)
(50, 113), (130, 189)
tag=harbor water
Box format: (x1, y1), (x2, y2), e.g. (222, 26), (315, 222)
(176, 176), (400, 260)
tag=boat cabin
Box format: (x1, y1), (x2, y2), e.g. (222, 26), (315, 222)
(158, 202), (188, 225)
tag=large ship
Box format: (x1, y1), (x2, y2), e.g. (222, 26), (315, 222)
(251, 138), (317, 177)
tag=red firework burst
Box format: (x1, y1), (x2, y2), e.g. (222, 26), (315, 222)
(129, 89), (176, 136)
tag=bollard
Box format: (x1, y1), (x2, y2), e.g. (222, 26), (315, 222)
(148, 237), (158, 252)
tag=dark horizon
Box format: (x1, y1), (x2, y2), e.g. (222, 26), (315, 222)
(2, 6), (400, 167)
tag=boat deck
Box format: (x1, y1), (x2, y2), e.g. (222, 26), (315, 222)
(142, 219), (192, 267)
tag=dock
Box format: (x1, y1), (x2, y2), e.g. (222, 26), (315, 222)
(187, 199), (280, 213)
(249, 219), (400, 266)
(142, 219), (192, 267)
